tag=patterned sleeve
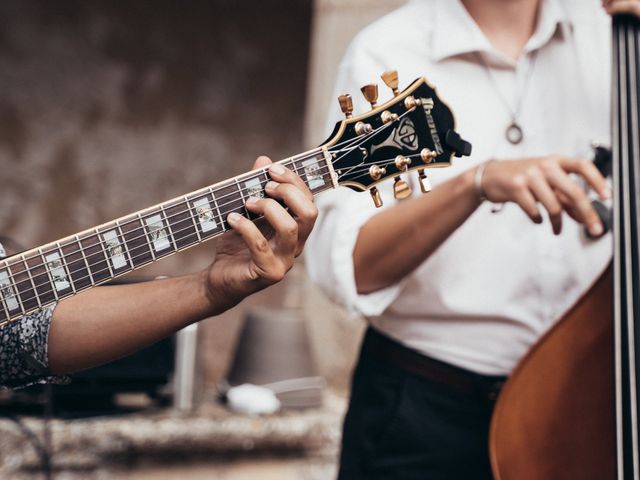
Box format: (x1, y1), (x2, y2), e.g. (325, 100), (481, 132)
(0, 305), (69, 389)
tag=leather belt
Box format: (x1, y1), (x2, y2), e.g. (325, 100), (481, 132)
(365, 327), (507, 404)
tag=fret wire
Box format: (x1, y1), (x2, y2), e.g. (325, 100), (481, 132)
(76, 234), (95, 285)
(4, 165), (331, 298)
(96, 228), (115, 278)
(39, 248), (61, 302)
(160, 205), (177, 253)
(0, 286), (9, 320)
(208, 187), (226, 231)
(185, 195), (203, 242)
(2, 151), (335, 316)
(138, 212), (157, 262)
(2, 151), (333, 295)
(116, 220), (134, 268)
(8, 263), (27, 315)
(57, 241), (76, 294)
(22, 254), (42, 309)
(14, 207), (273, 307)
(0, 261), (24, 316)
(0, 263), (25, 319)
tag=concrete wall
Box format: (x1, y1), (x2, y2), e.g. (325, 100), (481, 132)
(0, 0), (409, 398)
(0, 0), (312, 391)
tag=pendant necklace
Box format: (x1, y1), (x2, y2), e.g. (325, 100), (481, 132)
(477, 51), (539, 145)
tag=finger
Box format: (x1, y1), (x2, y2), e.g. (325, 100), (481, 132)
(558, 157), (611, 200)
(265, 181), (318, 251)
(245, 196), (298, 258)
(546, 163), (604, 237)
(252, 155), (272, 170)
(513, 186), (543, 225)
(528, 171), (564, 234)
(556, 190), (583, 224)
(226, 212), (278, 275)
(606, 0), (640, 17)
(267, 163), (314, 201)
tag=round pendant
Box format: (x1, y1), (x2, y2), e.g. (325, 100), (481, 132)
(506, 122), (523, 145)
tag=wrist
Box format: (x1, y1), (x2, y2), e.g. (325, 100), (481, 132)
(473, 160), (494, 202)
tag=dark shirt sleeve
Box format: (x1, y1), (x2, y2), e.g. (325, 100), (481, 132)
(0, 305), (69, 389)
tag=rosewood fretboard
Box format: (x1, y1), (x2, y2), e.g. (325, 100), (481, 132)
(0, 149), (333, 327)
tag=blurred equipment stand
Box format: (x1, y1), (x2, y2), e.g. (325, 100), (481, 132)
(223, 307), (325, 413)
(173, 323), (199, 411)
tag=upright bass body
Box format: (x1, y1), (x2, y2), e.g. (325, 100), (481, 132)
(490, 13), (640, 480)
(489, 267), (616, 479)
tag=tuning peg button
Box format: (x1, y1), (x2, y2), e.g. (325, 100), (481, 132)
(381, 110), (399, 124)
(370, 187), (383, 208)
(338, 94), (353, 118)
(393, 176), (412, 199)
(369, 165), (387, 180)
(404, 96), (422, 110)
(381, 70), (400, 96)
(418, 169), (432, 193)
(420, 148), (437, 163)
(361, 83), (379, 109)
(395, 155), (412, 171)
(355, 121), (373, 136)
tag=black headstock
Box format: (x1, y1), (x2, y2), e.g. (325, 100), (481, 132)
(320, 71), (471, 207)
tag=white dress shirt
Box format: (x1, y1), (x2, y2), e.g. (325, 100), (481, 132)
(306, 0), (613, 375)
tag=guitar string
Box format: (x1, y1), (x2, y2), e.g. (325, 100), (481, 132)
(0, 108), (401, 293)
(624, 17), (640, 476)
(2, 149), (427, 313)
(3, 153), (401, 308)
(1, 147), (421, 315)
(0, 110), (423, 314)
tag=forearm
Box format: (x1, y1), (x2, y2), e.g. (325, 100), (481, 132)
(48, 271), (212, 375)
(354, 168), (480, 294)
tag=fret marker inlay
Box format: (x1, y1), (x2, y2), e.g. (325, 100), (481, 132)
(193, 198), (217, 232)
(302, 159), (325, 189)
(45, 252), (70, 292)
(102, 230), (127, 269)
(244, 178), (264, 198)
(145, 215), (171, 252)
(0, 271), (19, 311)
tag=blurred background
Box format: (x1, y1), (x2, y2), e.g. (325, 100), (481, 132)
(0, 0), (406, 478)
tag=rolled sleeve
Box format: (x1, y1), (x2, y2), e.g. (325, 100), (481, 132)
(0, 304), (68, 389)
(305, 186), (408, 317)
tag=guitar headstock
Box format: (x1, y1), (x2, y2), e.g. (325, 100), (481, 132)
(321, 70), (471, 207)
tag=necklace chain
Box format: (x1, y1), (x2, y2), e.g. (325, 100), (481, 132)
(477, 51), (539, 144)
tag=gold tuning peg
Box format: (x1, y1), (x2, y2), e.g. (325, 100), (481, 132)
(395, 155), (411, 171)
(418, 169), (432, 193)
(381, 70), (399, 96)
(420, 148), (437, 163)
(370, 187), (383, 208)
(369, 165), (387, 180)
(338, 94), (353, 118)
(393, 176), (412, 199)
(361, 84), (379, 109)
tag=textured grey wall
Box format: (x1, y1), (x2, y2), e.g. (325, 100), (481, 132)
(0, 0), (310, 258)
(0, 0), (312, 389)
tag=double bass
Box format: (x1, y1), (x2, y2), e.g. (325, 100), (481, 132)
(489, 12), (640, 480)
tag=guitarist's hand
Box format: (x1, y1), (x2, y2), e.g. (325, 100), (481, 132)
(603, 0), (640, 17)
(203, 156), (317, 314)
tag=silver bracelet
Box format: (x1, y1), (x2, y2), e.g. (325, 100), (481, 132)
(473, 161), (492, 202)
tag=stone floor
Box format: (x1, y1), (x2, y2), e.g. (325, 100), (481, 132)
(0, 392), (346, 479)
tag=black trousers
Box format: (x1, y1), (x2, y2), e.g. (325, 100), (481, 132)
(338, 328), (504, 480)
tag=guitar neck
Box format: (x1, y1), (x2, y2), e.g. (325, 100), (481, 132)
(0, 148), (334, 327)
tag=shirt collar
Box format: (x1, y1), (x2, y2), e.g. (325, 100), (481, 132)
(429, 0), (572, 64)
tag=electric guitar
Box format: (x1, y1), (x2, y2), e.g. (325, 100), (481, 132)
(0, 70), (471, 328)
